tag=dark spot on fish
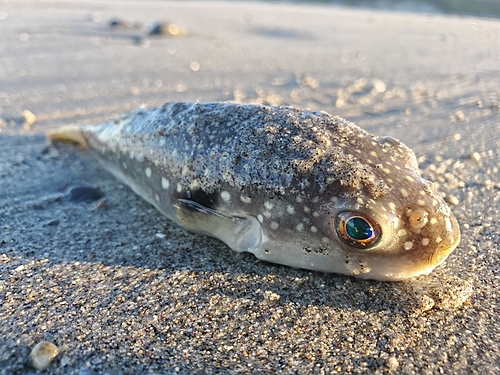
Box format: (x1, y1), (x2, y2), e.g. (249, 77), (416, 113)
(68, 186), (104, 203)
(188, 189), (218, 210)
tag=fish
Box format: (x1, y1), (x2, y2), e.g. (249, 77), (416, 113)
(48, 102), (461, 281)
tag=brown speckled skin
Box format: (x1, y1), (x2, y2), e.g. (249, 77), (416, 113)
(74, 102), (459, 281)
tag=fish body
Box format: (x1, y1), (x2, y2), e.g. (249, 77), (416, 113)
(48, 102), (460, 281)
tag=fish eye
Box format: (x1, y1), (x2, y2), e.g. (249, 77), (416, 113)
(335, 212), (380, 249)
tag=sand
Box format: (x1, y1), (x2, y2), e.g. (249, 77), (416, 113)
(0, 0), (499, 373)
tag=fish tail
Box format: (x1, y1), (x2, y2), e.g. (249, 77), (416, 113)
(46, 125), (88, 148)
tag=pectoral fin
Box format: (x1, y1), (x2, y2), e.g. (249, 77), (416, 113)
(173, 199), (263, 253)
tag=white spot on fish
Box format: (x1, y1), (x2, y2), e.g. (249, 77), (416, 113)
(257, 214), (263, 223)
(296, 197), (303, 203)
(221, 191), (231, 202)
(400, 188), (409, 197)
(270, 221), (279, 230)
(444, 218), (453, 232)
(430, 217), (438, 225)
(240, 195), (252, 204)
(296, 223), (304, 232)
(417, 199), (426, 206)
(389, 202), (396, 211)
(397, 229), (407, 236)
(404, 241), (413, 250)
(310, 226), (317, 233)
(422, 238), (430, 246)
(177, 183), (182, 193)
(264, 201), (274, 210)
(286, 205), (295, 214)
(161, 177), (170, 190)
(304, 207), (310, 213)
(155, 194), (160, 202)
(145, 167), (152, 178)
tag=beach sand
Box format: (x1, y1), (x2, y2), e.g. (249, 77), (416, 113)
(0, 1), (499, 373)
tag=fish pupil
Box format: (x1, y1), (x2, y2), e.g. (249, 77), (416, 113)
(346, 217), (373, 240)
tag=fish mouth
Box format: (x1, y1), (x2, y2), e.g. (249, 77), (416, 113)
(363, 226), (462, 282)
(429, 230), (461, 268)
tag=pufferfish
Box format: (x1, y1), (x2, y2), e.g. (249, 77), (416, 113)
(48, 102), (460, 281)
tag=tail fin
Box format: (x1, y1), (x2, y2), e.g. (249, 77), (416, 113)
(46, 125), (88, 148)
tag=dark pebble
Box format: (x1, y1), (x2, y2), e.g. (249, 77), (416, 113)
(108, 18), (134, 28)
(68, 186), (104, 203)
(148, 22), (182, 36)
(47, 219), (60, 226)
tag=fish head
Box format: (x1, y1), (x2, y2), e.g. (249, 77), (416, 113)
(310, 135), (461, 281)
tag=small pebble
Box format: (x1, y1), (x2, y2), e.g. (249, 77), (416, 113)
(387, 356), (399, 370)
(371, 78), (387, 93)
(452, 110), (465, 121)
(47, 219), (60, 226)
(68, 186), (104, 203)
(96, 201), (107, 209)
(30, 341), (59, 370)
(263, 290), (280, 303)
(22, 110), (37, 130)
(190, 61), (200, 72)
(470, 152), (481, 161)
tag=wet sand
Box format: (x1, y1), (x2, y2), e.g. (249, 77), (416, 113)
(0, 1), (499, 373)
